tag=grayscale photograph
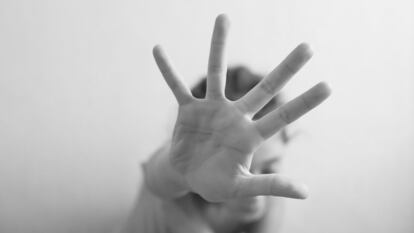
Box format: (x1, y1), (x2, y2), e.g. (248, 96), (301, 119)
(0, 1), (413, 233)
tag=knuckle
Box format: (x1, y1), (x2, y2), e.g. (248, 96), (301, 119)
(258, 80), (275, 95)
(235, 98), (250, 113)
(281, 62), (297, 76)
(208, 63), (224, 74)
(278, 107), (291, 124)
(300, 95), (312, 110)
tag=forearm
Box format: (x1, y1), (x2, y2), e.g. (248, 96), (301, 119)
(142, 142), (189, 199)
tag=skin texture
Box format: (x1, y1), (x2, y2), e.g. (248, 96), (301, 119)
(203, 134), (287, 232)
(151, 14), (331, 203)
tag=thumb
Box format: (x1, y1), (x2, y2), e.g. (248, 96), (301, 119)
(236, 173), (309, 199)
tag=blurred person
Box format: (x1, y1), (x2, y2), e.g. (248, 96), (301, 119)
(119, 14), (331, 233)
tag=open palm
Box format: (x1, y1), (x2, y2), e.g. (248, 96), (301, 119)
(153, 14), (331, 202)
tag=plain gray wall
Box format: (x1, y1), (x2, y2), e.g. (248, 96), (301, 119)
(1, 0), (413, 232)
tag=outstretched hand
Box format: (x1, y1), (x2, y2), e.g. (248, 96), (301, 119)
(152, 14), (331, 202)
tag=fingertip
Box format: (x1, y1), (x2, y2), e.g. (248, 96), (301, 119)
(287, 43), (313, 69)
(153, 44), (163, 55)
(295, 183), (309, 199)
(217, 13), (229, 22)
(152, 45), (161, 58)
(216, 13), (230, 30)
(299, 42), (313, 56)
(283, 183), (309, 199)
(315, 81), (332, 99)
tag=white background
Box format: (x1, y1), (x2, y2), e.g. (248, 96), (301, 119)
(1, 0), (413, 232)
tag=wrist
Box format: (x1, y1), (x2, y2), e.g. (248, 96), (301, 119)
(142, 143), (189, 199)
